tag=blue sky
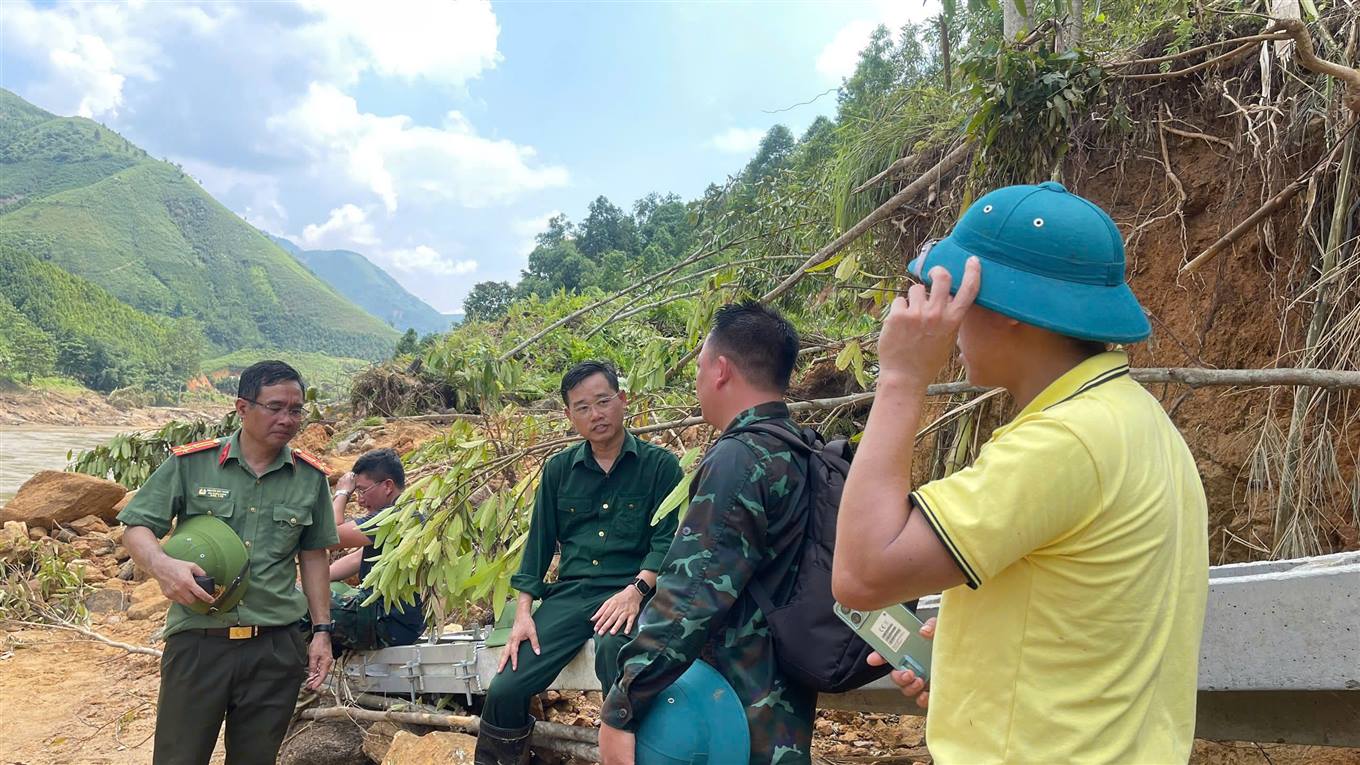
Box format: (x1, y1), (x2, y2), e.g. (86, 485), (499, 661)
(2, 0), (936, 313)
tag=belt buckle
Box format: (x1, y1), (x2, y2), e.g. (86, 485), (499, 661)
(228, 626), (255, 640)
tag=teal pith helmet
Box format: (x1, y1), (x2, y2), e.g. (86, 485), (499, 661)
(908, 181), (1151, 344)
(161, 514), (250, 615)
(636, 660), (750, 765)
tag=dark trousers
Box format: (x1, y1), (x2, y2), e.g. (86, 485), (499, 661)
(153, 627), (307, 765)
(482, 579), (637, 729)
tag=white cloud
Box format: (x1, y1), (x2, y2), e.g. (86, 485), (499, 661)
(513, 210), (561, 256)
(268, 83), (568, 213)
(385, 245), (477, 276)
(815, 0), (941, 82)
(299, 204), (379, 249)
(296, 0), (500, 87)
(708, 127), (767, 154)
(1, 1), (232, 118)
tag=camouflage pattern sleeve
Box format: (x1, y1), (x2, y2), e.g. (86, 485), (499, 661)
(509, 456), (560, 599)
(641, 451), (684, 572)
(601, 438), (767, 731)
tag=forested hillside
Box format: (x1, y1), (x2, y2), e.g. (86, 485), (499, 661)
(0, 89), (399, 388)
(270, 235), (460, 336)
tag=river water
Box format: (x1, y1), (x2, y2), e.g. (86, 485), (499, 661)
(0, 426), (132, 505)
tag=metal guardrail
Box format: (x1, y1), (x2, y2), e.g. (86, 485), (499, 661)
(342, 551), (1360, 746)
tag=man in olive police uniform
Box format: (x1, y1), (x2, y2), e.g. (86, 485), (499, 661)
(120, 360), (340, 765)
(476, 360), (683, 764)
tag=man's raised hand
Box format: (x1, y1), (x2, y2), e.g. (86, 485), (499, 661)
(878, 258), (981, 387)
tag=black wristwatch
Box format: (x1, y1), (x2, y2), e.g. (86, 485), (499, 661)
(311, 622), (336, 635)
(631, 578), (653, 597)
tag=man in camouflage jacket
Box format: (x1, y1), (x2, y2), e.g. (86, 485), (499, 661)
(600, 302), (816, 765)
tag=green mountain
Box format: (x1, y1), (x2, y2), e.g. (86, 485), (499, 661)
(269, 235), (461, 336)
(0, 243), (201, 391)
(0, 89), (398, 366)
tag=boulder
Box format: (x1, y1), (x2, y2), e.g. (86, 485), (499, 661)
(0, 521), (29, 558)
(362, 721), (427, 764)
(28, 526), (48, 540)
(0, 471), (127, 526)
(381, 731), (477, 765)
(76, 559), (107, 584)
(84, 588), (130, 613)
(128, 579), (170, 620)
(278, 717), (370, 765)
(68, 515), (111, 536)
(71, 535), (116, 559)
(112, 490), (136, 515)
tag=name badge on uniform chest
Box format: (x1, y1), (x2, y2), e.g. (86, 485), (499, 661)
(197, 487), (231, 499)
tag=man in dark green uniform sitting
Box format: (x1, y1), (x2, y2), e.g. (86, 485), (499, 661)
(600, 303), (815, 765)
(319, 447), (425, 651)
(119, 360), (340, 765)
(475, 360), (684, 765)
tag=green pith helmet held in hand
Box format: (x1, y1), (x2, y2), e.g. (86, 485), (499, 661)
(162, 514), (251, 615)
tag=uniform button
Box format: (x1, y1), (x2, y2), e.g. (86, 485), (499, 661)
(598, 531), (606, 537)
(289, 518), (297, 525)
(702, 550), (713, 559)
(629, 503), (635, 509)
(244, 540), (252, 548)
(249, 507), (256, 513)
(602, 503), (609, 510)
(591, 559), (599, 566)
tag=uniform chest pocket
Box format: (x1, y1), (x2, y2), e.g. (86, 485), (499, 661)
(267, 505), (313, 559)
(609, 494), (650, 545)
(558, 497), (595, 538)
(185, 495), (235, 520)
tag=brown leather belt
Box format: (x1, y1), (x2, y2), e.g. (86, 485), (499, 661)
(188, 624), (296, 640)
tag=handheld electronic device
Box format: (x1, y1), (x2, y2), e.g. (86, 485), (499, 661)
(834, 602), (932, 681)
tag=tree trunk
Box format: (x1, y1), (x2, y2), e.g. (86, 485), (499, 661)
(1003, 0), (1032, 40)
(1059, 0), (1084, 51)
(939, 13), (953, 90)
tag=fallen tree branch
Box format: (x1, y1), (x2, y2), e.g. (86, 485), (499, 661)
(852, 153), (919, 194)
(1108, 30), (1292, 68)
(11, 620), (163, 658)
(761, 142), (975, 305)
(1111, 38), (1270, 80)
(1181, 121), (1358, 274)
(300, 706), (600, 761)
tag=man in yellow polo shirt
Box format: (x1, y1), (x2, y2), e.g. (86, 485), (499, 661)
(833, 182), (1208, 763)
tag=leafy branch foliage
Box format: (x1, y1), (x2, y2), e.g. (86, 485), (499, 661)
(68, 412), (240, 490)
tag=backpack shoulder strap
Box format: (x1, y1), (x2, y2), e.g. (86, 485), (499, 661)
(722, 421), (816, 616)
(722, 421), (815, 454)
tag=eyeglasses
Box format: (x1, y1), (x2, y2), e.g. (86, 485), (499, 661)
(353, 481), (382, 499)
(568, 392), (622, 417)
(242, 398), (305, 419)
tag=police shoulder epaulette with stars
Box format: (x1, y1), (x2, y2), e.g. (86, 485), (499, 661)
(170, 438), (221, 457)
(292, 448), (328, 473)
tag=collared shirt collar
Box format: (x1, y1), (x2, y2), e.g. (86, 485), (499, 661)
(722, 400), (792, 435)
(1013, 351), (1132, 421)
(220, 429), (295, 476)
(571, 430), (640, 473)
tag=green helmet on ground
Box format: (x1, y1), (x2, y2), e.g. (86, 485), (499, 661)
(162, 514), (251, 615)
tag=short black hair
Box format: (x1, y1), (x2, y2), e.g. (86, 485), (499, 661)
(560, 360), (620, 405)
(708, 301), (800, 392)
(238, 360), (305, 401)
(353, 448), (405, 489)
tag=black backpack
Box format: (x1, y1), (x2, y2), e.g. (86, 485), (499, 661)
(723, 422), (899, 694)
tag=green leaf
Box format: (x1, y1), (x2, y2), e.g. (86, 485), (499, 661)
(652, 463), (698, 525)
(805, 252), (846, 273)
